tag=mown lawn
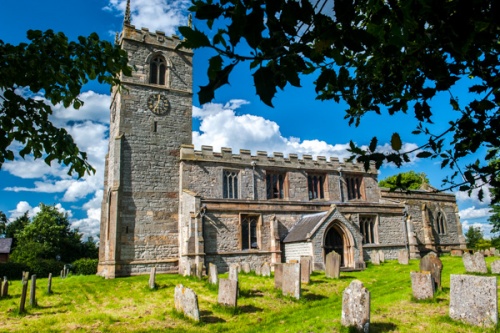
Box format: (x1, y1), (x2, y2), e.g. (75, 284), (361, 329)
(0, 255), (498, 332)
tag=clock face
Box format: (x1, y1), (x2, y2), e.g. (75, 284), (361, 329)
(147, 93), (170, 115)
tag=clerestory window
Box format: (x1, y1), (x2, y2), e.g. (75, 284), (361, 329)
(240, 214), (260, 250)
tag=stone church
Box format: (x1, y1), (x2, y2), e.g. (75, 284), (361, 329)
(97, 10), (466, 278)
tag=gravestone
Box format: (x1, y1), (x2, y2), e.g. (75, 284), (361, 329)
(255, 264), (262, 276)
(485, 249), (491, 257)
(217, 278), (238, 307)
(300, 255), (313, 274)
(378, 250), (385, 263)
(491, 260), (500, 274)
(47, 273), (52, 295)
(274, 263), (283, 289)
(184, 262), (192, 277)
(419, 252), (443, 290)
(282, 263), (301, 299)
(229, 264), (239, 282)
(190, 263), (197, 277)
(370, 250), (380, 265)
(261, 262), (271, 277)
(449, 275), (497, 327)
(174, 284), (200, 322)
(398, 249), (409, 265)
(149, 267), (156, 289)
(300, 257), (311, 284)
(451, 249), (463, 257)
(1, 276), (8, 297)
(410, 271), (434, 300)
(19, 277), (28, 313)
(208, 263), (218, 285)
(30, 275), (37, 307)
(462, 252), (488, 273)
(241, 262), (251, 274)
(341, 280), (370, 333)
(325, 251), (341, 279)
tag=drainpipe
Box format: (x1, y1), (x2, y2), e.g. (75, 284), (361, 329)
(338, 167), (344, 202)
(251, 161), (257, 200)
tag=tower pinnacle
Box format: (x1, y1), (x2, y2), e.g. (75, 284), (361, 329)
(124, 0), (131, 26)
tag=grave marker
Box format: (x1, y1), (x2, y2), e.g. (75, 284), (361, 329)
(370, 250), (380, 265)
(398, 249), (409, 265)
(491, 260), (500, 274)
(300, 257), (311, 283)
(149, 267), (156, 289)
(241, 262), (251, 274)
(462, 252), (488, 273)
(229, 264), (239, 282)
(325, 251), (341, 279)
(261, 262), (271, 277)
(274, 263), (283, 289)
(47, 273), (52, 295)
(410, 271), (434, 300)
(208, 263), (218, 285)
(419, 252), (443, 290)
(1, 276), (8, 298)
(282, 263), (301, 299)
(217, 278), (238, 307)
(341, 280), (370, 333)
(174, 284), (200, 322)
(29, 275), (37, 307)
(378, 250), (385, 263)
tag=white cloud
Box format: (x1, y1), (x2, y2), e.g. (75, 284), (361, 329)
(459, 206), (492, 220)
(455, 184), (492, 206)
(8, 201), (72, 221)
(51, 91), (110, 126)
(104, 0), (191, 36)
(461, 220), (494, 239)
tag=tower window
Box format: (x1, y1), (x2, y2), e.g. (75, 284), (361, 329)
(345, 174), (364, 200)
(308, 174), (326, 200)
(150, 56), (166, 85)
(223, 170), (239, 199)
(266, 171), (287, 199)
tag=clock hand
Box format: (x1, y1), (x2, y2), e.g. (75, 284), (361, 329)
(154, 95), (161, 112)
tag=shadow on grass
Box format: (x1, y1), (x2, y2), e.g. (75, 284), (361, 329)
(239, 289), (264, 298)
(200, 310), (226, 323)
(302, 293), (328, 301)
(370, 322), (398, 332)
(239, 304), (263, 314)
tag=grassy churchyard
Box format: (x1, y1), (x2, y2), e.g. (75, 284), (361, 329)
(0, 255), (499, 332)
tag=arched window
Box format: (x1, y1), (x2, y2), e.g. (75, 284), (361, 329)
(436, 212), (447, 235)
(150, 56), (167, 85)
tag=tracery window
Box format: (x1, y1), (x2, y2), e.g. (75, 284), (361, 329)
(223, 170), (239, 199)
(241, 214), (260, 250)
(345, 174), (364, 200)
(360, 216), (377, 244)
(436, 212), (447, 235)
(308, 174), (326, 200)
(150, 56), (167, 85)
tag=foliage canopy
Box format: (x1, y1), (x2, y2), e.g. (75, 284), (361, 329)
(181, 0), (500, 201)
(378, 170), (430, 191)
(0, 30), (130, 177)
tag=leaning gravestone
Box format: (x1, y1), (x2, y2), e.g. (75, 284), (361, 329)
(229, 264), (239, 282)
(208, 263), (218, 285)
(449, 275), (497, 327)
(261, 262), (271, 277)
(378, 250), (385, 263)
(462, 252), (488, 273)
(174, 284), (200, 322)
(300, 257), (311, 284)
(241, 262), (251, 274)
(325, 251), (341, 279)
(282, 263), (301, 299)
(1, 276), (8, 298)
(398, 249), (409, 265)
(410, 271), (434, 300)
(491, 260), (500, 274)
(149, 267), (156, 289)
(370, 250), (380, 265)
(218, 278), (238, 307)
(341, 280), (370, 333)
(419, 252), (443, 290)
(274, 263), (283, 289)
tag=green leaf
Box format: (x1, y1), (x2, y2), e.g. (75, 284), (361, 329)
(178, 27), (212, 48)
(390, 133), (402, 151)
(416, 151), (433, 158)
(369, 137), (377, 153)
(253, 67), (277, 107)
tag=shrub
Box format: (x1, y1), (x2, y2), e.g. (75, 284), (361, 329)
(30, 259), (65, 278)
(72, 258), (98, 275)
(0, 262), (29, 280)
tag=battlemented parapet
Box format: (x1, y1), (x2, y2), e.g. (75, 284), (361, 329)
(120, 24), (191, 52)
(180, 144), (378, 174)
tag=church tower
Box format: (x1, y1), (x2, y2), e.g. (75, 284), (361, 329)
(98, 2), (193, 278)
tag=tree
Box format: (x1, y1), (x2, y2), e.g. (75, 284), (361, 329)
(0, 211), (6, 236)
(3, 211), (30, 250)
(465, 226), (484, 249)
(379, 171), (430, 191)
(11, 204), (85, 264)
(180, 0), (500, 201)
(0, 30), (131, 177)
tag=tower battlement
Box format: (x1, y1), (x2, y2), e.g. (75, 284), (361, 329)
(119, 24), (192, 53)
(180, 144), (377, 174)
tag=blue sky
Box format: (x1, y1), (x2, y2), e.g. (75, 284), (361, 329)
(0, 0), (493, 240)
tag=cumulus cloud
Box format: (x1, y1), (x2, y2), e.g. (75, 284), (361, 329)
(104, 0), (190, 36)
(8, 201), (72, 221)
(459, 206), (492, 220)
(461, 220), (494, 239)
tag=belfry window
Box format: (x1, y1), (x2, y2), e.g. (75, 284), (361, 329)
(241, 214), (260, 250)
(360, 216), (377, 244)
(223, 170), (239, 199)
(345, 174), (364, 200)
(150, 56), (166, 85)
(308, 174), (326, 200)
(266, 171), (287, 199)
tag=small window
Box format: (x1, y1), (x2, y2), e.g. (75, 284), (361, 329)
(436, 212), (447, 235)
(308, 174), (326, 200)
(360, 216), (377, 244)
(345, 174), (364, 200)
(266, 171), (287, 199)
(241, 215), (260, 250)
(223, 170), (239, 199)
(150, 56), (166, 85)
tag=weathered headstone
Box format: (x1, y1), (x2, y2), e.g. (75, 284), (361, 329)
(149, 267), (156, 289)
(184, 262), (192, 277)
(30, 274), (37, 307)
(410, 271), (434, 300)
(1, 276), (8, 298)
(217, 278), (238, 307)
(325, 251), (341, 279)
(378, 250), (385, 263)
(274, 263), (283, 289)
(282, 263), (301, 299)
(398, 249), (409, 265)
(490, 247), (496, 254)
(190, 263), (197, 277)
(341, 280), (370, 333)
(370, 250), (380, 265)
(229, 264), (239, 282)
(241, 262), (251, 274)
(300, 258), (311, 284)
(261, 262), (271, 277)
(485, 249), (491, 257)
(449, 275), (497, 327)
(208, 263), (218, 285)
(196, 263), (204, 279)
(300, 255), (313, 274)
(47, 273), (52, 295)
(19, 277), (28, 313)
(462, 252), (488, 273)
(174, 284), (200, 322)
(419, 252), (443, 290)
(450, 249), (463, 257)
(254, 264), (262, 276)
(491, 260), (500, 274)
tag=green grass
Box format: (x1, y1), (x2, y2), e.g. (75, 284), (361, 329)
(0, 255), (499, 332)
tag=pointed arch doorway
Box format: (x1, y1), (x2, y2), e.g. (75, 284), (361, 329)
(324, 222), (354, 268)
